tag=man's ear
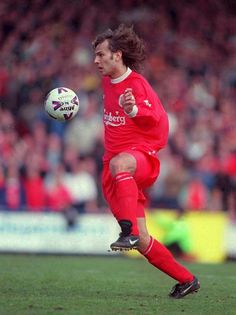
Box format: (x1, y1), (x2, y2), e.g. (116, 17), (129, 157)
(115, 50), (122, 62)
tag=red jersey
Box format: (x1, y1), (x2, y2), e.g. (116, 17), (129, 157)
(102, 69), (169, 160)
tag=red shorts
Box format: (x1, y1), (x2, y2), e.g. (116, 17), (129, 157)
(102, 150), (160, 218)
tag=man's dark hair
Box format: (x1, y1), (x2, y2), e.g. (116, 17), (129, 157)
(93, 24), (146, 72)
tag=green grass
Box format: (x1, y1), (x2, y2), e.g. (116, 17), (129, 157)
(0, 255), (235, 315)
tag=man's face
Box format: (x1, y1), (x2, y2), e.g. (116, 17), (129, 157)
(94, 40), (121, 78)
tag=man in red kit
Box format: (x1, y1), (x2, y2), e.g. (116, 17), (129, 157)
(93, 24), (200, 298)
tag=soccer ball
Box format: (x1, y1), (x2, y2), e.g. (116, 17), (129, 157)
(44, 87), (79, 121)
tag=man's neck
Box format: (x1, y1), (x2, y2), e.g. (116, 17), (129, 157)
(111, 67), (132, 84)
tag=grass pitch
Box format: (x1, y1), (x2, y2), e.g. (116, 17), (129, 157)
(0, 254), (235, 315)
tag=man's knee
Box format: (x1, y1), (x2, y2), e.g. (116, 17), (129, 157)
(109, 152), (136, 176)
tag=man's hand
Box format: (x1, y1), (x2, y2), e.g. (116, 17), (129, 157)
(121, 88), (136, 114)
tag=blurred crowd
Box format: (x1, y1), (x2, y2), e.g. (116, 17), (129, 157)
(0, 0), (235, 219)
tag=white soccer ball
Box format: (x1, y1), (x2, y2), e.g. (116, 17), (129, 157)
(44, 87), (79, 121)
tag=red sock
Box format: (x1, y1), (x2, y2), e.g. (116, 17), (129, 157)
(142, 237), (194, 283)
(114, 172), (139, 235)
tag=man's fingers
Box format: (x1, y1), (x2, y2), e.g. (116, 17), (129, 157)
(125, 94), (135, 102)
(124, 89), (135, 101)
(125, 88), (132, 93)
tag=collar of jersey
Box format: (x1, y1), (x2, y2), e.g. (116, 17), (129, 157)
(111, 67), (132, 84)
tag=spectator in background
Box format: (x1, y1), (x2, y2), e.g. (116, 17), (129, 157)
(23, 152), (47, 212)
(45, 163), (72, 212)
(214, 148), (236, 220)
(181, 177), (209, 211)
(17, 87), (45, 133)
(0, 63), (9, 105)
(4, 162), (25, 211)
(45, 163), (77, 229)
(0, 109), (16, 163)
(62, 149), (98, 214)
(0, 164), (7, 209)
(64, 92), (103, 157)
(46, 133), (63, 170)
(149, 153), (189, 210)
